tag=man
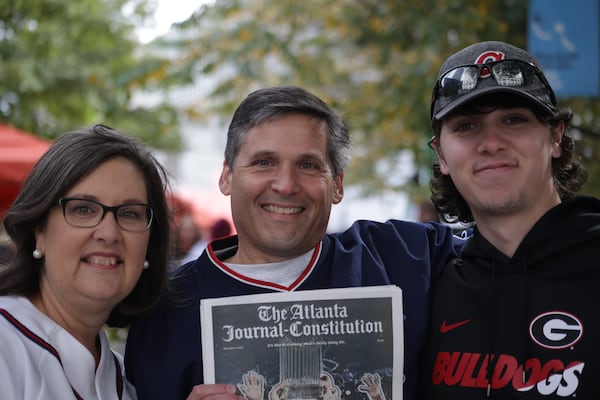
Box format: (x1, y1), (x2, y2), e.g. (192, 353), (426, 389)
(125, 85), (464, 400)
(423, 41), (600, 398)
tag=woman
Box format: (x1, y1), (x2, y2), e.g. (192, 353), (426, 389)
(0, 124), (171, 399)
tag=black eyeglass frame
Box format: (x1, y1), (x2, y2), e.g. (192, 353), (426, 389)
(431, 59), (557, 116)
(57, 197), (154, 232)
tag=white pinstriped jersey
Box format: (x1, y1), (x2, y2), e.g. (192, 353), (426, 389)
(0, 296), (136, 400)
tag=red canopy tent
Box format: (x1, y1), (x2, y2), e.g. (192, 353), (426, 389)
(0, 124), (51, 217)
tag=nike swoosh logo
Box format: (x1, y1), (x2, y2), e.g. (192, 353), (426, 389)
(440, 318), (474, 333)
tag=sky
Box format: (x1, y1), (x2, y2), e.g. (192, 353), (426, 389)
(136, 1), (213, 43)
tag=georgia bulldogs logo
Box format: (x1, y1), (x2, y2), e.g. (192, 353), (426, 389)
(431, 311), (585, 396)
(529, 311), (583, 349)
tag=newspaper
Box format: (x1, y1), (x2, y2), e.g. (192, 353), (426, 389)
(200, 285), (403, 400)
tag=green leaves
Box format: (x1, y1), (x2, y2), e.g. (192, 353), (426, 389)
(152, 0), (531, 196)
(4, 0), (599, 197)
(159, 0), (600, 197)
(0, 0), (181, 149)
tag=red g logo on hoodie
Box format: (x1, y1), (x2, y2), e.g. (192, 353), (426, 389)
(530, 311), (583, 349)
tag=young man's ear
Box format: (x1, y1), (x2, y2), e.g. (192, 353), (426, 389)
(551, 120), (566, 159)
(429, 136), (450, 176)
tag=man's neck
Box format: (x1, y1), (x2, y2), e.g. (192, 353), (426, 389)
(474, 197), (561, 258)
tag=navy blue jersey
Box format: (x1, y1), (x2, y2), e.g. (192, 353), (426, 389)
(125, 219), (465, 400)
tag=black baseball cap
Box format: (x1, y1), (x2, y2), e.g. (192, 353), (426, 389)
(431, 41), (557, 123)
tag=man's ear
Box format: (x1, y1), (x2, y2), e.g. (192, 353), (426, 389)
(332, 172), (344, 204)
(430, 136), (450, 175)
(218, 161), (232, 196)
(551, 120), (566, 159)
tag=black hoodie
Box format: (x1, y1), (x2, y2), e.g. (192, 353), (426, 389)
(422, 196), (600, 398)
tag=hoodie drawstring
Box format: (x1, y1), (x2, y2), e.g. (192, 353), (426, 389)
(485, 252), (498, 397)
(485, 251), (530, 396)
(520, 251), (530, 385)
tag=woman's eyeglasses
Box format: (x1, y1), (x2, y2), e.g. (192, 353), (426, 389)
(58, 198), (154, 232)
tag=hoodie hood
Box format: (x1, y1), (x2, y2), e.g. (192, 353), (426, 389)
(459, 196), (600, 282)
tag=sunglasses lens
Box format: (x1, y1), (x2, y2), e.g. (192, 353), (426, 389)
(439, 66), (479, 96)
(491, 60), (526, 87)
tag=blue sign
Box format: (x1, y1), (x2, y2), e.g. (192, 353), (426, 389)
(528, 0), (599, 97)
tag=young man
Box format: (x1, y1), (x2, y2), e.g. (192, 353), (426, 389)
(125, 85), (465, 400)
(424, 41), (600, 398)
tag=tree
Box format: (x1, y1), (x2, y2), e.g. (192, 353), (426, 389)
(154, 0), (600, 198)
(0, 0), (181, 149)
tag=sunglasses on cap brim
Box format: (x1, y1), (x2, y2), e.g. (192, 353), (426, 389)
(432, 59), (556, 117)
